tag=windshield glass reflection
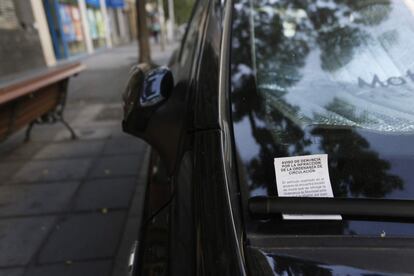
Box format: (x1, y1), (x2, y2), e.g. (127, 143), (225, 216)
(230, 0), (414, 235)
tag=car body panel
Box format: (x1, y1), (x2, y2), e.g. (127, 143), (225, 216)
(130, 0), (414, 274)
(246, 247), (397, 276)
(133, 0), (246, 274)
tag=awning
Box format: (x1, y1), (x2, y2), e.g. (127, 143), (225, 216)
(85, 0), (101, 8)
(106, 0), (125, 8)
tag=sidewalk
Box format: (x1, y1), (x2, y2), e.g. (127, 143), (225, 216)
(0, 42), (177, 276)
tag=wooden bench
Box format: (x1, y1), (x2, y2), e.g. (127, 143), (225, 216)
(0, 62), (85, 142)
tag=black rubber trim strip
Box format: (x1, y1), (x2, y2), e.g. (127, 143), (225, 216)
(249, 196), (414, 218)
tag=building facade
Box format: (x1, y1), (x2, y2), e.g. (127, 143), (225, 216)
(0, 0), (47, 76)
(0, 0), (136, 76)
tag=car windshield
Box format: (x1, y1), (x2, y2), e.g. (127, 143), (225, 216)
(230, 0), (414, 236)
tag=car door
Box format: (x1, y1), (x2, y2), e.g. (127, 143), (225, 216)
(190, 0), (247, 274)
(132, 0), (212, 275)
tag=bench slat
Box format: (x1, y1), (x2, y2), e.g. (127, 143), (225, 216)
(0, 105), (12, 137)
(0, 62), (85, 105)
(0, 84), (60, 136)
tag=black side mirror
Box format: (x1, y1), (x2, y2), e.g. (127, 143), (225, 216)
(122, 63), (178, 172)
(122, 64), (173, 135)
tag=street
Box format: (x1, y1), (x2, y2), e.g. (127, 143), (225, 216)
(0, 42), (176, 276)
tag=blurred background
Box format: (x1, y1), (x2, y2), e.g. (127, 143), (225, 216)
(0, 0), (194, 275)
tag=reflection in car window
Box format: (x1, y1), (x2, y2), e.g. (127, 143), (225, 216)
(179, 0), (205, 66)
(254, 0), (414, 133)
(231, 0), (414, 236)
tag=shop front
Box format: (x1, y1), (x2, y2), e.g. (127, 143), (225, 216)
(85, 0), (107, 49)
(106, 0), (132, 46)
(43, 0), (86, 59)
(43, 0), (110, 60)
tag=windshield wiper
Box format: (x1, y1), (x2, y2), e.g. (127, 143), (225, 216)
(249, 196), (414, 219)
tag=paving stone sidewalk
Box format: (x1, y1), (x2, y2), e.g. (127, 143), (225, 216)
(0, 42), (176, 276)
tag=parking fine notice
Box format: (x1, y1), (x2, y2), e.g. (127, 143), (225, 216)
(274, 154), (342, 220)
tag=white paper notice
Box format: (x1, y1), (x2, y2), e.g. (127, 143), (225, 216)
(274, 154), (342, 220)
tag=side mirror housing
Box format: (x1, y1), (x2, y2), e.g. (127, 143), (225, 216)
(122, 63), (178, 173)
(122, 64), (173, 134)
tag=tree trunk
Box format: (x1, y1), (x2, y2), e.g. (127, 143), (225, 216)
(157, 0), (166, 51)
(136, 0), (151, 63)
(167, 0), (175, 41)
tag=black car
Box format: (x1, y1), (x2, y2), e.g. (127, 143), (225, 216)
(122, 0), (414, 275)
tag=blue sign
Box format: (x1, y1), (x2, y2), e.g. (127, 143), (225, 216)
(106, 0), (124, 8)
(86, 0), (100, 7)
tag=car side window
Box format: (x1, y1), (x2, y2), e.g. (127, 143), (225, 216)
(178, 0), (206, 66)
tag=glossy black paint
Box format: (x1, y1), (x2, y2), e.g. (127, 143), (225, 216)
(193, 130), (245, 275)
(247, 235), (414, 275)
(130, 0), (246, 274)
(230, 0), (414, 238)
(228, 0), (414, 274)
(123, 65), (173, 131)
(122, 63), (180, 173)
(246, 247), (395, 276)
(126, 0), (414, 274)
